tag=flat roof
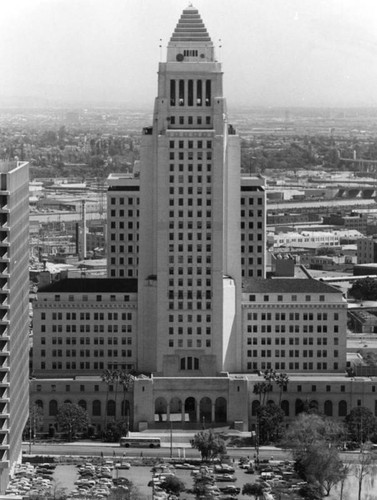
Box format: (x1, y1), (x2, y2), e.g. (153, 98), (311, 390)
(243, 278), (341, 294)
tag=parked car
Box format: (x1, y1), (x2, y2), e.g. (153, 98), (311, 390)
(215, 474), (236, 482)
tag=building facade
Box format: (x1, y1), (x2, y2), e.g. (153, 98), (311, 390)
(0, 161), (30, 493)
(29, 7), (374, 435)
(32, 279), (138, 377)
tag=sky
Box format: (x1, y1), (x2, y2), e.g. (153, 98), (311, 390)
(1, 0), (377, 108)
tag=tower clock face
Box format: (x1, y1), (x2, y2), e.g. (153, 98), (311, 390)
(176, 53), (184, 61)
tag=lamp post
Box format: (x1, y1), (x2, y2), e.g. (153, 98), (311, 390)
(170, 419), (173, 458)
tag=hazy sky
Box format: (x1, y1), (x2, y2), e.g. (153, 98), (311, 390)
(1, 0), (377, 108)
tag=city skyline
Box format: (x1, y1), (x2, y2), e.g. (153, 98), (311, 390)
(2, 0), (377, 108)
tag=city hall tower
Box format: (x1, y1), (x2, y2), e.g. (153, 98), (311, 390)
(138, 5), (241, 376)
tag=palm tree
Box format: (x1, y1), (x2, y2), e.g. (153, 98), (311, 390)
(275, 372), (289, 404)
(101, 369), (115, 431)
(253, 382), (265, 403)
(119, 370), (135, 434)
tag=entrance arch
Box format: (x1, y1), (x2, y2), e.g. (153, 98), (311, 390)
(215, 397), (227, 423)
(185, 397), (197, 423)
(200, 397), (212, 424)
(154, 397), (167, 422)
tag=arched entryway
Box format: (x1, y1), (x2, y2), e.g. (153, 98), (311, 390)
(170, 397), (182, 422)
(154, 397), (167, 422)
(200, 397), (212, 425)
(215, 397), (227, 423)
(185, 397), (197, 423)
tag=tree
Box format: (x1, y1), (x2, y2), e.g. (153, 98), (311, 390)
(295, 444), (344, 496)
(24, 404), (44, 442)
(101, 368), (116, 430)
(275, 372), (289, 404)
(160, 476), (186, 497)
(283, 414), (345, 496)
(348, 277), (377, 301)
(339, 464), (351, 500)
(298, 483), (323, 500)
(190, 429), (226, 461)
(283, 413), (345, 456)
(352, 444), (377, 500)
(55, 403), (90, 441)
(345, 407), (377, 444)
(242, 483), (264, 500)
(119, 369), (135, 430)
(257, 403), (285, 443)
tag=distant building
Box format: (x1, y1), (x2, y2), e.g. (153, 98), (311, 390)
(357, 237), (377, 264)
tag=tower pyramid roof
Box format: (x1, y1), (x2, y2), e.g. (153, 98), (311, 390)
(170, 4), (212, 43)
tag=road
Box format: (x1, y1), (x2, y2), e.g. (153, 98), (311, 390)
(23, 441), (365, 464)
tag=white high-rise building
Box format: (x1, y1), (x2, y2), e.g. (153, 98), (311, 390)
(0, 161), (29, 492)
(137, 6), (241, 376)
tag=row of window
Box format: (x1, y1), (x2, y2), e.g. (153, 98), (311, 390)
(46, 295), (132, 303)
(247, 361), (339, 371)
(109, 209), (138, 218)
(168, 326), (211, 335)
(246, 324), (338, 334)
(247, 349), (338, 358)
(169, 185), (212, 194)
(246, 324), (339, 334)
(247, 312), (338, 321)
(169, 267), (212, 276)
(169, 139), (212, 149)
(247, 337), (337, 346)
(109, 269), (136, 278)
(169, 115), (211, 126)
(168, 280), (211, 288)
(248, 294), (329, 303)
(110, 233), (138, 241)
(168, 301), (212, 311)
(45, 349), (133, 358)
(169, 198), (212, 207)
(44, 324), (133, 334)
(39, 362), (134, 371)
(44, 337), (133, 346)
(110, 257), (137, 266)
(170, 79), (211, 107)
(168, 339), (211, 348)
(241, 245), (263, 254)
(46, 312), (133, 321)
(109, 198), (138, 206)
(110, 221), (139, 229)
(241, 197), (264, 206)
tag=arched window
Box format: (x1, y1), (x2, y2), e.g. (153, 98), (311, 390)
(92, 400), (101, 417)
(49, 400), (58, 417)
(324, 400), (333, 417)
(64, 400), (72, 405)
(78, 400), (87, 411)
(252, 400), (260, 416)
(280, 400), (289, 417)
(338, 400), (347, 417)
(121, 400), (130, 418)
(295, 399), (304, 415)
(35, 400), (43, 410)
(107, 400), (116, 417)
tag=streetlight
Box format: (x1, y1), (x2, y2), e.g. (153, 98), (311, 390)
(170, 419), (173, 458)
